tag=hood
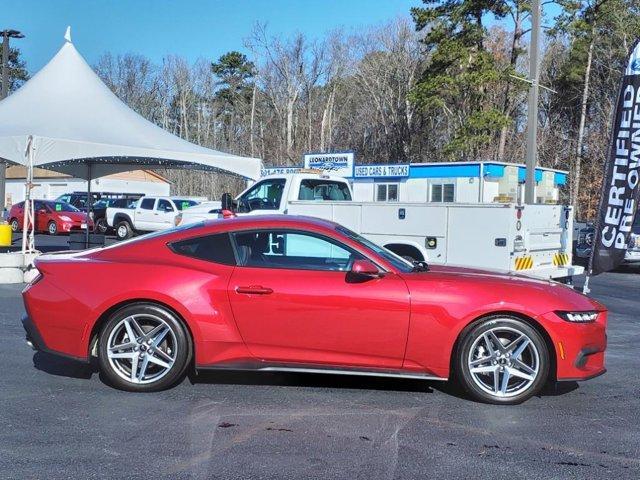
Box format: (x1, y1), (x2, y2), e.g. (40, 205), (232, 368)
(57, 211), (90, 222)
(401, 264), (604, 314)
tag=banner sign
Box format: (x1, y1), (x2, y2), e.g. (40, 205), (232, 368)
(261, 166), (302, 176)
(354, 164), (409, 178)
(590, 40), (640, 275)
(303, 152), (354, 177)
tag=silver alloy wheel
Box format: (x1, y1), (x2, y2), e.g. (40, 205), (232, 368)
(11, 219), (19, 232)
(117, 224), (127, 239)
(48, 222), (57, 234)
(467, 326), (540, 398)
(106, 314), (177, 385)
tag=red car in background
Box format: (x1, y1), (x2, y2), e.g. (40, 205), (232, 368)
(8, 200), (93, 235)
(21, 215), (607, 404)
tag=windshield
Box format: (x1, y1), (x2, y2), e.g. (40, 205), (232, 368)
(237, 179), (286, 212)
(47, 201), (80, 213)
(298, 179), (351, 201)
(174, 200), (199, 211)
(336, 225), (414, 273)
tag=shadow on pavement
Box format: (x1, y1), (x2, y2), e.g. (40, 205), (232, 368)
(32, 351), (97, 379)
(189, 369), (434, 394)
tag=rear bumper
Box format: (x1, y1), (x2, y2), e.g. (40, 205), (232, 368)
(21, 315), (89, 363)
(522, 264), (585, 280)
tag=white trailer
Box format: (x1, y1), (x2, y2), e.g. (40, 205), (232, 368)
(176, 173), (583, 280)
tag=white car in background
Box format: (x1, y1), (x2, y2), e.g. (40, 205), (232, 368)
(174, 201), (222, 227)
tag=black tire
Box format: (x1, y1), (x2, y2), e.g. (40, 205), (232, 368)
(9, 218), (19, 232)
(115, 220), (133, 240)
(455, 315), (549, 405)
(47, 221), (58, 236)
(95, 217), (109, 234)
(97, 303), (191, 392)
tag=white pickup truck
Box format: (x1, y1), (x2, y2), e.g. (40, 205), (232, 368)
(176, 173), (583, 281)
(107, 196), (200, 240)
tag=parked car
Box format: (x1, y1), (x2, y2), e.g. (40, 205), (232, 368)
(575, 215), (640, 265)
(55, 192), (101, 210)
(22, 215), (607, 404)
(8, 200), (94, 235)
(106, 196), (200, 240)
(91, 197), (141, 234)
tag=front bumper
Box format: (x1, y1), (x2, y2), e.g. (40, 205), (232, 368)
(21, 315), (89, 363)
(538, 311), (607, 381)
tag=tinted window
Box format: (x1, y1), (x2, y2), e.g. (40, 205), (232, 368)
(157, 199), (174, 211)
(233, 230), (361, 271)
(170, 233), (236, 265)
(298, 179), (351, 201)
(47, 201), (80, 212)
(140, 198), (155, 210)
(174, 199), (199, 211)
(237, 179), (286, 212)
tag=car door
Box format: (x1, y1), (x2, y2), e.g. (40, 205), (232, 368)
(34, 201), (52, 232)
(135, 198), (157, 230)
(155, 199), (176, 229)
(227, 229), (411, 369)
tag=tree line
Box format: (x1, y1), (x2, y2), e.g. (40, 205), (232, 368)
(6, 0), (640, 218)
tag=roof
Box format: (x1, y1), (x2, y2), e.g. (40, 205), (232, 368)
(0, 28), (262, 180)
(6, 166), (170, 183)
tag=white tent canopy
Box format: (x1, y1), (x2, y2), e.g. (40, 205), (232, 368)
(0, 28), (262, 180)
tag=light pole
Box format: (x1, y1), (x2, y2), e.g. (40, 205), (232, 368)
(0, 29), (25, 215)
(524, 0), (541, 204)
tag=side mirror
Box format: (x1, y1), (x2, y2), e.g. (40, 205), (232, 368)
(221, 193), (234, 211)
(350, 259), (381, 278)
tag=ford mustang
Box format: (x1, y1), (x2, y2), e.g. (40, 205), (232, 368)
(21, 215), (607, 404)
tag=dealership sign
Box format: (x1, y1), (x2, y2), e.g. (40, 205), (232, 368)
(354, 164), (409, 178)
(261, 166), (302, 176)
(303, 152), (354, 177)
(590, 39), (640, 275)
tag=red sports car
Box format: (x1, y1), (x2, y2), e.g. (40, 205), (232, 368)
(9, 199), (93, 235)
(21, 215), (607, 404)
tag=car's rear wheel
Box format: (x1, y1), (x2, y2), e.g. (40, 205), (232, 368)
(98, 304), (191, 392)
(115, 221), (132, 240)
(455, 316), (549, 405)
(47, 221), (58, 235)
(10, 218), (19, 232)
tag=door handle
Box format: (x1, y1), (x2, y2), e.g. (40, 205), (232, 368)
(236, 285), (273, 295)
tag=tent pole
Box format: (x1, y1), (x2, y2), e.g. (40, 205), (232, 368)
(85, 163), (92, 248)
(21, 136), (33, 254)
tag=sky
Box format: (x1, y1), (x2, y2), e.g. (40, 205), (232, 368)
(2, 0), (418, 74)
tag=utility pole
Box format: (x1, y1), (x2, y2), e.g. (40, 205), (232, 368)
(0, 29), (24, 215)
(524, 0), (541, 204)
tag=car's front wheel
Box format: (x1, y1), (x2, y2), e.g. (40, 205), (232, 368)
(47, 221), (58, 235)
(98, 303), (191, 392)
(456, 316), (549, 405)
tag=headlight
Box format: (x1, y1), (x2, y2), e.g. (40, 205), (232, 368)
(555, 311), (599, 323)
(59, 215), (72, 222)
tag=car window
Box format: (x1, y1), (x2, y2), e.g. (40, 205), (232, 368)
(157, 199), (174, 212)
(174, 199), (199, 211)
(298, 179), (352, 201)
(140, 198), (155, 210)
(232, 230), (361, 271)
(169, 233), (236, 265)
(47, 201), (80, 212)
(237, 179), (286, 212)
(336, 225), (413, 273)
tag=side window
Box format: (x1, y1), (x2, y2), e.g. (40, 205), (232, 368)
(157, 199), (174, 212)
(140, 198), (155, 210)
(298, 180), (352, 201)
(430, 183), (455, 203)
(375, 183), (398, 202)
(170, 233), (236, 265)
(237, 179), (286, 212)
(233, 230), (360, 271)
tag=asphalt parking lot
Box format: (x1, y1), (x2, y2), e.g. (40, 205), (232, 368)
(1, 236), (639, 479)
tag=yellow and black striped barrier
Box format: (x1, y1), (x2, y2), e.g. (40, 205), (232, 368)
(553, 252), (570, 266)
(514, 256), (534, 270)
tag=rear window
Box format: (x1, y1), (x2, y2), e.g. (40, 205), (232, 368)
(169, 233), (236, 265)
(298, 179), (352, 201)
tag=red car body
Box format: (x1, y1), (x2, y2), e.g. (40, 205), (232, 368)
(8, 200), (93, 234)
(22, 215), (607, 384)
